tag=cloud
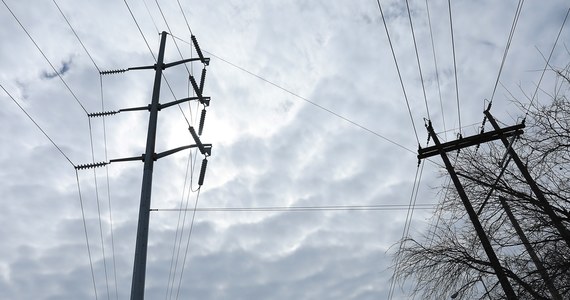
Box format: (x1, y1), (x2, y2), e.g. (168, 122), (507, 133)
(1, 0), (569, 299)
(41, 57), (73, 79)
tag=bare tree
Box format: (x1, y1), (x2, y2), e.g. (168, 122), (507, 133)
(394, 67), (570, 299)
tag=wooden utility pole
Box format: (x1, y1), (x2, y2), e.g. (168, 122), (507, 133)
(420, 121), (518, 299)
(484, 108), (570, 248)
(499, 196), (561, 300)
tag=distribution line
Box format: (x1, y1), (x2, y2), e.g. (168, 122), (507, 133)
(424, 0), (447, 140)
(489, 0), (525, 104)
(1, 0), (88, 114)
(176, 0), (194, 35)
(447, 0), (461, 134)
(52, 0), (100, 73)
(525, 7), (570, 117)
(75, 170), (99, 300)
(387, 162), (423, 300)
(53, 2), (119, 297)
(87, 118), (112, 300)
(375, 0), (420, 146)
(100, 76), (120, 300)
(1, 83), (75, 167)
(165, 151), (195, 300)
(174, 188), (203, 300)
(208, 49), (416, 155)
(405, 0), (431, 121)
(151, 204), (436, 212)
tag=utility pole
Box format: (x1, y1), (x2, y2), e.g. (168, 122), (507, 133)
(498, 196), (561, 300)
(129, 30), (168, 300)
(420, 121), (518, 299)
(484, 107), (570, 248)
(76, 31), (212, 300)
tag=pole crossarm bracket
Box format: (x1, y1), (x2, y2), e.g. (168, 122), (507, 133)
(418, 123), (525, 159)
(155, 143), (212, 160)
(100, 57), (209, 76)
(159, 96), (210, 110)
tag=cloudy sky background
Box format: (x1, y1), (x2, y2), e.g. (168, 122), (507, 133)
(1, 0), (569, 299)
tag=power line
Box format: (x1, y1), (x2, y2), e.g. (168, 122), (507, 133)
(424, 0), (447, 140)
(174, 188), (202, 300)
(165, 150), (195, 300)
(525, 6), (570, 117)
(387, 162), (424, 300)
(1, 0), (88, 114)
(375, 0), (420, 146)
(52, 0), (101, 73)
(405, 0), (431, 121)
(489, 0), (525, 104)
(75, 170), (99, 300)
(53, 2), (119, 296)
(87, 119), (111, 300)
(1, 83), (75, 167)
(151, 204), (436, 212)
(447, 0), (461, 134)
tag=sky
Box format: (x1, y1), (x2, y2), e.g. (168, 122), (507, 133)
(0, 0), (569, 299)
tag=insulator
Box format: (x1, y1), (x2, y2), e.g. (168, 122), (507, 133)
(199, 68), (207, 93)
(198, 109), (206, 136)
(198, 158), (208, 186)
(88, 111), (118, 118)
(100, 69), (127, 75)
(75, 161), (108, 170)
(191, 35), (207, 65)
(189, 75), (201, 96)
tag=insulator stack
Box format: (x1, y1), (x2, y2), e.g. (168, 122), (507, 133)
(189, 126), (206, 155)
(75, 161), (108, 170)
(198, 109), (206, 136)
(100, 69), (127, 75)
(191, 35), (207, 65)
(189, 75), (201, 97)
(199, 68), (207, 93)
(88, 111), (118, 118)
(198, 158), (208, 186)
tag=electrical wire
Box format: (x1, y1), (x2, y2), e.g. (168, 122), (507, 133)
(75, 170), (99, 300)
(424, 0), (447, 140)
(88, 119), (111, 300)
(447, 0), (462, 135)
(1, 83), (75, 167)
(151, 204), (436, 212)
(53, 2), (120, 296)
(174, 188), (202, 300)
(405, 0), (431, 121)
(176, 0), (193, 35)
(123, 0), (156, 60)
(165, 150), (194, 300)
(525, 7), (570, 117)
(375, 0), (421, 146)
(489, 0), (525, 104)
(387, 162), (423, 300)
(1, 0), (88, 114)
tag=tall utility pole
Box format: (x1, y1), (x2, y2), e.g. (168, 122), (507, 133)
(76, 31), (212, 300)
(130, 31), (168, 300)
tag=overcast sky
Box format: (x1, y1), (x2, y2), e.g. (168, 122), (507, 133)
(1, 0), (569, 299)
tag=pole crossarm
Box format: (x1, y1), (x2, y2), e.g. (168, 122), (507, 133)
(418, 123), (524, 159)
